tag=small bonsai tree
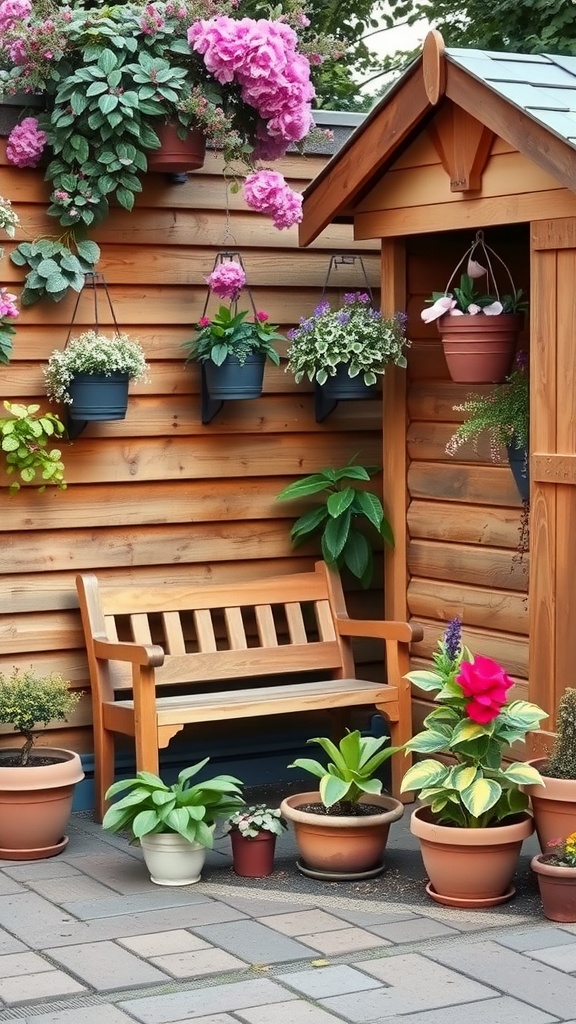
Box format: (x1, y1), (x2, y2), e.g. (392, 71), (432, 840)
(546, 688), (576, 780)
(0, 668), (81, 765)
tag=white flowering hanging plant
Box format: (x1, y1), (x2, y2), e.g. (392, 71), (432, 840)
(286, 292), (410, 386)
(44, 330), (149, 405)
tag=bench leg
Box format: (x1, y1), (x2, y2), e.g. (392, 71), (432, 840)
(94, 727), (115, 823)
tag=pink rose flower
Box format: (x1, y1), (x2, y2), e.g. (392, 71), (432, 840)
(457, 656), (514, 724)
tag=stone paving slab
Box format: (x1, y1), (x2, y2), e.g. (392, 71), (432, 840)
(117, 930), (211, 957)
(0, 927), (27, 956)
(5, 1006), (139, 1024)
(276, 964), (382, 999)
(290, 927), (388, 956)
(0, 970), (87, 1005)
(191, 920), (319, 964)
(236, 1001), (347, 1023)
(150, 948), (248, 978)
(0, 875), (25, 896)
(119, 978), (298, 1022)
(63, 854), (155, 894)
(524, 942), (576, 972)
(61, 888), (214, 920)
(0, 951), (55, 978)
(26, 875), (125, 903)
(372, 996), (560, 1024)
(496, 926), (576, 951)
(2, 861), (83, 881)
(47, 940), (170, 991)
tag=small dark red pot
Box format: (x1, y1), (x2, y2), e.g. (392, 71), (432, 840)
(230, 830), (277, 877)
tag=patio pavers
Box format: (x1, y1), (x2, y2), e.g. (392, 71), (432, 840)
(0, 807), (576, 1023)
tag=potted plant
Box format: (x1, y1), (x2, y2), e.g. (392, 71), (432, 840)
(422, 234), (527, 383)
(0, 667), (83, 860)
(280, 729), (403, 880)
(276, 459), (393, 587)
(102, 758), (244, 886)
(183, 260), (282, 401)
(531, 831), (576, 922)
(401, 618), (547, 907)
(44, 330), (148, 423)
(523, 688), (576, 851)
(0, 2), (339, 303)
(224, 804), (287, 878)
(0, 400), (66, 493)
(286, 292), (409, 401)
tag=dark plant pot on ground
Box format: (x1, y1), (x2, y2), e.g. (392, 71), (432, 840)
(230, 830), (277, 877)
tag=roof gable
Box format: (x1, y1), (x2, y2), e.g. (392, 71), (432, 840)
(300, 33), (576, 246)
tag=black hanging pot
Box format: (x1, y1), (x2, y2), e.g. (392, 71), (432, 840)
(0, 92), (46, 136)
(506, 443), (529, 502)
(203, 353), (265, 400)
(68, 373), (130, 421)
(319, 364), (377, 400)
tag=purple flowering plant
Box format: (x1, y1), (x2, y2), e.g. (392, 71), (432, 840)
(0, 0), (341, 303)
(286, 292), (410, 386)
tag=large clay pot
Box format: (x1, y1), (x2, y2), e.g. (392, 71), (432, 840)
(531, 855), (576, 922)
(140, 832), (207, 885)
(230, 830), (277, 877)
(146, 124), (206, 174)
(439, 314), (522, 383)
(411, 805), (534, 908)
(523, 759), (576, 852)
(0, 748), (84, 860)
(280, 791), (403, 878)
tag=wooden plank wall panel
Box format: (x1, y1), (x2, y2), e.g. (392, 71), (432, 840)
(404, 228), (531, 713)
(0, 144), (383, 754)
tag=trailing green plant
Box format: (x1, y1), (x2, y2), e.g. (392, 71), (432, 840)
(276, 460), (393, 587)
(184, 306), (283, 367)
(0, 667), (81, 765)
(446, 352), (529, 459)
(401, 618), (547, 828)
(289, 730), (398, 814)
(224, 804), (287, 838)
(101, 758), (244, 847)
(10, 238), (101, 307)
(0, 401), (66, 494)
(286, 292), (409, 386)
(544, 688), (576, 781)
(44, 330), (148, 405)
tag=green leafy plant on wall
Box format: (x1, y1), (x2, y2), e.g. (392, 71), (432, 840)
(0, 401), (66, 494)
(276, 460), (393, 586)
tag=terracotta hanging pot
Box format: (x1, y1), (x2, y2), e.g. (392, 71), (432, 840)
(230, 830), (277, 877)
(410, 805), (534, 908)
(531, 855), (576, 922)
(523, 759), (576, 852)
(280, 791), (403, 880)
(146, 124), (206, 174)
(439, 314), (522, 383)
(0, 748), (84, 860)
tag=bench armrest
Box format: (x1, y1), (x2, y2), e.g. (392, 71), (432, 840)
(93, 635), (165, 668)
(334, 618), (424, 644)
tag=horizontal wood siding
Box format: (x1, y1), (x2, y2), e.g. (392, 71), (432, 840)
(0, 140), (383, 756)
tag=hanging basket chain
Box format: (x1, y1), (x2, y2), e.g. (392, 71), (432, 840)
(65, 272), (121, 348)
(320, 254), (374, 303)
(443, 230), (517, 303)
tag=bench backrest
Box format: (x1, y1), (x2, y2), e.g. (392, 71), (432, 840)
(76, 562), (358, 701)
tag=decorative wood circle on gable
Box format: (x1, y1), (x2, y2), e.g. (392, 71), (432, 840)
(422, 30), (446, 105)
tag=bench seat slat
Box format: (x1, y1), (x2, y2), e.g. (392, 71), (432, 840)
(104, 678), (399, 729)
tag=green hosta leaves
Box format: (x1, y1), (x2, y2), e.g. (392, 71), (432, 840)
(461, 777), (502, 817)
(401, 759), (448, 793)
(502, 762), (545, 786)
(289, 730), (394, 809)
(405, 670), (444, 692)
(404, 729), (449, 753)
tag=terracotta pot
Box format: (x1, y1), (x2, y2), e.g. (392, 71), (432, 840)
(531, 854), (576, 922)
(146, 124), (206, 173)
(523, 759), (576, 852)
(411, 805), (534, 907)
(140, 833), (207, 885)
(0, 748), (84, 860)
(279, 791), (403, 876)
(230, 830), (277, 877)
(439, 314), (522, 383)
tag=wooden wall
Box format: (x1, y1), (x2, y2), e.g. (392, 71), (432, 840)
(0, 141), (383, 757)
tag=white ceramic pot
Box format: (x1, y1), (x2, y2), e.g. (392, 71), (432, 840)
(140, 832), (207, 886)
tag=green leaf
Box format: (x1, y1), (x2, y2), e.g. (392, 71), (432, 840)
(132, 809), (161, 838)
(326, 487), (355, 517)
(287, 758), (326, 780)
(404, 670), (443, 692)
(401, 760), (448, 792)
(461, 777), (502, 817)
(342, 530), (370, 581)
(404, 729), (449, 753)
(323, 509), (351, 561)
(502, 762), (545, 786)
(276, 476), (332, 501)
(320, 775), (350, 806)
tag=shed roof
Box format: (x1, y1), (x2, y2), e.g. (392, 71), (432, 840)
(300, 33), (576, 246)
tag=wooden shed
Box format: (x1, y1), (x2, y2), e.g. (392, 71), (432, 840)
(299, 33), (576, 749)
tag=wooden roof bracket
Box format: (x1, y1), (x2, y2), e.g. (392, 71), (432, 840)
(428, 102), (495, 192)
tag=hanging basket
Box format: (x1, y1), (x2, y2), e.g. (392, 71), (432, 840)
(146, 124), (206, 174)
(0, 92), (45, 136)
(203, 353), (265, 400)
(437, 232), (523, 384)
(68, 373), (130, 421)
(319, 365), (377, 401)
(506, 442), (530, 502)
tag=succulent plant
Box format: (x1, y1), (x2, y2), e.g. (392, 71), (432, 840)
(546, 688), (576, 780)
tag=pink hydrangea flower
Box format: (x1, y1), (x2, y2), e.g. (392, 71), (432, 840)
(0, 289), (19, 320)
(243, 169), (302, 229)
(206, 261), (246, 299)
(6, 117), (46, 168)
(0, 0), (31, 31)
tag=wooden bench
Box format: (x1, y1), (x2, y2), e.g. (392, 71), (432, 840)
(76, 561), (422, 821)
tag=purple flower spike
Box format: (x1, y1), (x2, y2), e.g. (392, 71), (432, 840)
(444, 617), (462, 662)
